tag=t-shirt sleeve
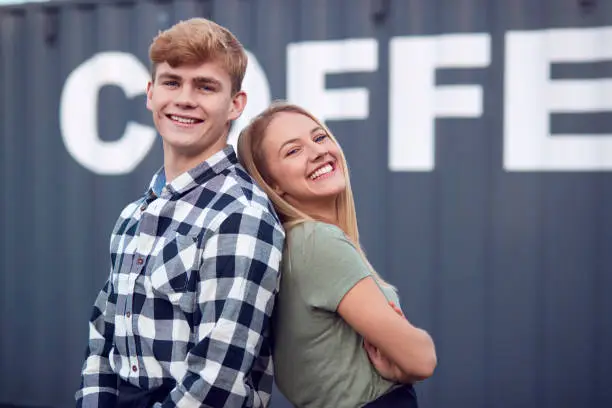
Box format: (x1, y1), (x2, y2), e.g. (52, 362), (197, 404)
(288, 222), (371, 312)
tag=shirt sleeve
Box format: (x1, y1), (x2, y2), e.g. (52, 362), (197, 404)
(155, 207), (284, 408)
(75, 276), (120, 408)
(290, 222), (371, 312)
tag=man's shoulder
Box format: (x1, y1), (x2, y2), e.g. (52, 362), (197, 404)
(175, 164), (284, 243)
(212, 163), (282, 224)
(196, 167), (285, 255)
(116, 196), (145, 221)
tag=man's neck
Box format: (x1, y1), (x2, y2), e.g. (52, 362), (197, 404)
(163, 142), (227, 183)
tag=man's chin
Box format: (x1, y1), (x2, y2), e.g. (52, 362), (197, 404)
(162, 138), (198, 154)
(160, 130), (228, 159)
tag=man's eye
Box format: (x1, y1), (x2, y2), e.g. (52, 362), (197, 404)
(163, 81), (179, 87)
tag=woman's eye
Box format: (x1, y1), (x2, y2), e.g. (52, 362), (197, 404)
(286, 148), (299, 156)
(314, 134), (328, 143)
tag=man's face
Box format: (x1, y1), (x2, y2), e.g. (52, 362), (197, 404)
(146, 60), (246, 162)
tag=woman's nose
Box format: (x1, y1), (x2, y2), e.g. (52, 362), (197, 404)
(308, 142), (327, 160)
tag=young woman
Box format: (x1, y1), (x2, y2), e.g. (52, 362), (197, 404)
(237, 101), (437, 408)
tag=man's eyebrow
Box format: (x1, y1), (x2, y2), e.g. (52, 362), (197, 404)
(157, 73), (181, 81)
(193, 77), (222, 86)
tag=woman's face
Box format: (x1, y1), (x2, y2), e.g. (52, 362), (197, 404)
(260, 112), (346, 212)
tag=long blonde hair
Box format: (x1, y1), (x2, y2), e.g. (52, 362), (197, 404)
(237, 100), (393, 287)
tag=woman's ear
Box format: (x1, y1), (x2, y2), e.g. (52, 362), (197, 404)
(273, 185), (285, 197)
(268, 179), (285, 196)
(260, 165), (284, 196)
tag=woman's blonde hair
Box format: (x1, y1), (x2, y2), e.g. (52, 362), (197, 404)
(237, 100), (393, 287)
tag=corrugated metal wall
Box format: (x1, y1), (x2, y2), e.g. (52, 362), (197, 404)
(2, 0), (611, 407)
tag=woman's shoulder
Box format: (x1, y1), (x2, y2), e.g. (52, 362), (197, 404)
(287, 220), (346, 242)
(286, 221), (349, 257)
(285, 221), (358, 270)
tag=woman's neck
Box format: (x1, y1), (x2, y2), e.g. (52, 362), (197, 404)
(293, 198), (339, 227)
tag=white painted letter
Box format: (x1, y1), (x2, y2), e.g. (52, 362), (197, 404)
(60, 52), (154, 175)
(287, 39), (378, 122)
(389, 34), (491, 171)
(505, 27), (612, 171)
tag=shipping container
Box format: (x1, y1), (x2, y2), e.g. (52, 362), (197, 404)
(1, 0), (612, 407)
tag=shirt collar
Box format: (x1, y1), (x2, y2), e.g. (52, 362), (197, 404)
(146, 145), (238, 199)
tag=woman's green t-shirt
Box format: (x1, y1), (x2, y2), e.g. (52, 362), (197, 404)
(272, 221), (400, 408)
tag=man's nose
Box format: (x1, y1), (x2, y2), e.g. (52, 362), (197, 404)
(174, 86), (196, 108)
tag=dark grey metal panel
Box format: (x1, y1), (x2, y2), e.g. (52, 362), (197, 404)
(1, 0), (611, 407)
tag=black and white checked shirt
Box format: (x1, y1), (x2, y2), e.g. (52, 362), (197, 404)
(76, 146), (285, 407)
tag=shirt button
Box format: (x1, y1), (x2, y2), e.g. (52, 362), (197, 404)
(126, 311), (131, 318)
(137, 258), (144, 265)
(140, 203), (147, 211)
(132, 365), (138, 372)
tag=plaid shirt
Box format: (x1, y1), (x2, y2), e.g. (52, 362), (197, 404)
(76, 146), (285, 407)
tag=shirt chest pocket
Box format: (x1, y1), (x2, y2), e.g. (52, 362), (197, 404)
(149, 234), (201, 298)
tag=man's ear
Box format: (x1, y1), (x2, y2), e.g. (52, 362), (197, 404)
(146, 81), (153, 111)
(228, 90), (247, 121)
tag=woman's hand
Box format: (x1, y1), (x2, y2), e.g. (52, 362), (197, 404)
(364, 301), (411, 382)
(364, 338), (404, 382)
(339, 277), (437, 380)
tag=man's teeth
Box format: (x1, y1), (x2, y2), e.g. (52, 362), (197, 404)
(310, 164), (333, 180)
(170, 115), (197, 124)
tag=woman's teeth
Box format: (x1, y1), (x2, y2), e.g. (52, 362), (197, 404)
(310, 164), (333, 180)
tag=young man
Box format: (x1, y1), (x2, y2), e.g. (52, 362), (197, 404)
(75, 18), (285, 408)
